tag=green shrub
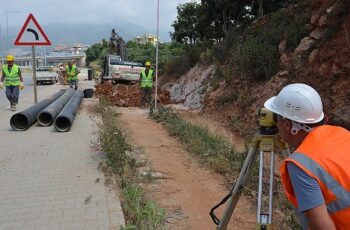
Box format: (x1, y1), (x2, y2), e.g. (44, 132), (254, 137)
(218, 90), (239, 105)
(233, 7), (309, 81)
(235, 35), (279, 80)
(164, 46), (203, 78)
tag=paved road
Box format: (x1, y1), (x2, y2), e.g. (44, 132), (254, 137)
(0, 74), (36, 109)
(0, 73), (125, 230)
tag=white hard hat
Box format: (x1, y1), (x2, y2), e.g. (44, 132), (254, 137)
(264, 83), (324, 124)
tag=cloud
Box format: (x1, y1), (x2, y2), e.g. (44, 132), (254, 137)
(2, 0), (193, 37)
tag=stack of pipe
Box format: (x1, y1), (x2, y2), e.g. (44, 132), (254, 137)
(10, 91), (65, 131)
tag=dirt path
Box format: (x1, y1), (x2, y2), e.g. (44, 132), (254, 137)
(117, 107), (255, 229)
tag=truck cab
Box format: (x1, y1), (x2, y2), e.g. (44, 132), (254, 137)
(101, 55), (144, 84)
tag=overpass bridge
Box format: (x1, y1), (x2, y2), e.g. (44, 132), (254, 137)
(7, 53), (86, 68)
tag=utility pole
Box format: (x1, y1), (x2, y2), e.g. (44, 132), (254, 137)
(154, 0), (160, 108)
(0, 19), (3, 64)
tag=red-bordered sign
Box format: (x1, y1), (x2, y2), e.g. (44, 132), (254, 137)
(14, 13), (51, 46)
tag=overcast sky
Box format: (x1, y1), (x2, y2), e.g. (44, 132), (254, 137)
(1, 0), (195, 41)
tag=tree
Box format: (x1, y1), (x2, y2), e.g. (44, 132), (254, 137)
(201, 0), (252, 37)
(170, 2), (201, 45)
(85, 39), (108, 66)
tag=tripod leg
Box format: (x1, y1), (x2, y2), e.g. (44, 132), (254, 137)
(257, 150), (264, 223)
(268, 150), (275, 224)
(257, 150), (275, 229)
(217, 146), (259, 230)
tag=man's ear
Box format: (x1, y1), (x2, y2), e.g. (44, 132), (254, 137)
(281, 118), (292, 133)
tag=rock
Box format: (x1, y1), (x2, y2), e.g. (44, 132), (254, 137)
(277, 70), (289, 77)
(310, 14), (320, 26)
(318, 62), (331, 76)
(308, 49), (319, 63)
(278, 39), (286, 53)
(331, 60), (342, 76)
(117, 99), (126, 107)
(318, 14), (328, 27)
(169, 64), (215, 109)
(310, 27), (326, 40)
(330, 106), (350, 130)
(280, 53), (289, 68)
(295, 37), (315, 53)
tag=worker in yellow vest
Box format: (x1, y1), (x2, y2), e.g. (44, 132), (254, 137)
(66, 60), (80, 90)
(0, 55), (24, 111)
(264, 83), (350, 229)
(139, 61), (154, 108)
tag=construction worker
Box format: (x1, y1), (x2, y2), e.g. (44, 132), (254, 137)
(264, 83), (350, 230)
(139, 61), (154, 108)
(66, 60), (80, 90)
(0, 55), (24, 111)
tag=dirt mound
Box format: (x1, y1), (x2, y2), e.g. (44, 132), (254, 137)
(95, 82), (171, 107)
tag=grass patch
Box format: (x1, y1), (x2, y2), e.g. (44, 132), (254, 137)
(151, 107), (297, 228)
(151, 107), (247, 180)
(98, 100), (165, 229)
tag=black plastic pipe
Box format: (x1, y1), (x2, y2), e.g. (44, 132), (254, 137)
(10, 90), (65, 131)
(54, 90), (84, 132)
(37, 89), (75, 126)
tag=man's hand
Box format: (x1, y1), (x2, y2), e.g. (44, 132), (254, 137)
(305, 204), (336, 230)
(20, 82), (24, 90)
(0, 82), (3, 89)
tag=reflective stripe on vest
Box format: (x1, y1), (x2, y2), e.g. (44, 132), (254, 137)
(66, 65), (78, 80)
(141, 69), (153, 88)
(3, 64), (20, 86)
(280, 125), (350, 228)
(289, 153), (350, 213)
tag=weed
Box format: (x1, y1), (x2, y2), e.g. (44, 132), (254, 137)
(99, 105), (165, 229)
(151, 107), (246, 179)
(123, 183), (165, 229)
(218, 91), (239, 106)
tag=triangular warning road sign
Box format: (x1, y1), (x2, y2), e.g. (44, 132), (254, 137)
(14, 13), (51, 46)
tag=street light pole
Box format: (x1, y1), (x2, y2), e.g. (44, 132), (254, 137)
(6, 10), (9, 54)
(6, 10), (20, 55)
(154, 0), (160, 108)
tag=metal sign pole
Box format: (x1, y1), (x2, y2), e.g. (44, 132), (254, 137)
(154, 0), (160, 108)
(31, 46), (38, 103)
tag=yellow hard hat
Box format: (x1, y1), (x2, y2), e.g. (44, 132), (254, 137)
(145, 61), (151, 66)
(6, 55), (14, 62)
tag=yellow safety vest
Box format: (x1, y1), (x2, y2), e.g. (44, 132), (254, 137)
(66, 65), (78, 81)
(3, 64), (20, 86)
(141, 69), (154, 88)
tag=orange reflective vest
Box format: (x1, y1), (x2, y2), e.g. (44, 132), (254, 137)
(281, 125), (350, 229)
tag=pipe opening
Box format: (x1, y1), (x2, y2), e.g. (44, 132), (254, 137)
(10, 114), (29, 131)
(55, 117), (71, 132)
(38, 112), (54, 126)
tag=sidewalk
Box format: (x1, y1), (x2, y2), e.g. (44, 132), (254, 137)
(0, 71), (125, 230)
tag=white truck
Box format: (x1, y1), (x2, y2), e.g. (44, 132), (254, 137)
(36, 66), (58, 85)
(101, 55), (145, 84)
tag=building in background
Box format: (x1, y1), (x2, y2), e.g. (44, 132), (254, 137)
(135, 33), (158, 46)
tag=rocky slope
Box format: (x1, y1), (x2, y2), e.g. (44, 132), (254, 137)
(163, 0), (350, 137)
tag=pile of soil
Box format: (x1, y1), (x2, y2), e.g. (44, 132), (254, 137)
(95, 82), (171, 107)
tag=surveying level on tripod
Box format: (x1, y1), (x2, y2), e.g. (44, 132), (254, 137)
(258, 108), (278, 135)
(210, 108), (290, 230)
